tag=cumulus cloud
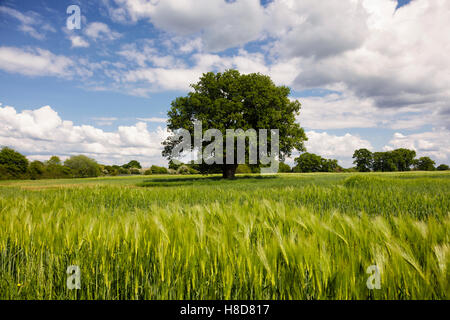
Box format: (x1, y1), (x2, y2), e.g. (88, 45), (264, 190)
(385, 130), (450, 163)
(292, 0), (450, 113)
(266, 0), (369, 59)
(104, 0), (265, 51)
(0, 46), (74, 77)
(0, 105), (169, 166)
(305, 130), (373, 166)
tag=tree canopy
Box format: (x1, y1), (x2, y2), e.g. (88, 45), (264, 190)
(163, 69), (307, 178)
(64, 155), (101, 178)
(0, 147), (29, 178)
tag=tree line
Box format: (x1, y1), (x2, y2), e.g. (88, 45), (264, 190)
(352, 148), (448, 172)
(1, 146), (448, 181)
(0, 147), (170, 180)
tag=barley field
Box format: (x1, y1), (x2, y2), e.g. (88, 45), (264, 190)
(0, 172), (448, 299)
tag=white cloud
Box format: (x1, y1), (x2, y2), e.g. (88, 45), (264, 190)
(69, 36), (90, 48)
(305, 130), (372, 166)
(84, 22), (122, 41)
(0, 46), (74, 77)
(0, 6), (55, 40)
(0, 105), (169, 166)
(136, 117), (167, 123)
(266, 0), (369, 59)
(105, 0), (265, 51)
(385, 130), (450, 163)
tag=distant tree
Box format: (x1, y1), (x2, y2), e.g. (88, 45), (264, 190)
(321, 158), (339, 172)
(0, 147), (29, 179)
(47, 156), (62, 166)
(352, 149), (373, 172)
(144, 169), (152, 175)
(64, 155), (101, 178)
(278, 162), (292, 173)
(103, 165), (118, 176)
(293, 153), (323, 173)
(391, 148), (416, 171)
(437, 164), (449, 171)
(130, 168), (141, 175)
(151, 165), (169, 174)
(123, 160), (142, 169)
(413, 157), (436, 171)
(163, 69), (307, 179)
(29, 160), (46, 180)
(372, 152), (397, 172)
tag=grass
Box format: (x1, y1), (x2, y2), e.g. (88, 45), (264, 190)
(0, 172), (448, 299)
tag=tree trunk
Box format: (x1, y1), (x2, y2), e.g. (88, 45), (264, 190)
(222, 164), (238, 179)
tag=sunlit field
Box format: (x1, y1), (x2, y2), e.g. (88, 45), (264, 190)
(0, 172), (448, 299)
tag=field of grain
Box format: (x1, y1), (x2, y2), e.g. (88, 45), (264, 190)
(0, 172), (448, 299)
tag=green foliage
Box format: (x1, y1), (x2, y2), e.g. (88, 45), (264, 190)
(278, 162), (291, 173)
(144, 169), (152, 175)
(437, 164), (449, 171)
(123, 160), (142, 169)
(176, 165), (191, 175)
(236, 164), (253, 174)
(293, 153), (323, 172)
(163, 69), (307, 178)
(391, 148), (416, 171)
(28, 160), (45, 180)
(47, 156), (62, 166)
(355, 148), (417, 172)
(293, 153), (338, 173)
(130, 168), (141, 175)
(373, 152), (398, 172)
(64, 155), (101, 178)
(0, 172), (448, 299)
(168, 159), (183, 171)
(353, 148), (373, 172)
(414, 157), (436, 171)
(151, 165), (169, 174)
(103, 165), (119, 176)
(0, 147), (29, 179)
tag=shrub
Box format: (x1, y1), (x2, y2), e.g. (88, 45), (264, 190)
(130, 168), (141, 175)
(151, 165), (169, 174)
(236, 164), (252, 174)
(64, 155), (101, 178)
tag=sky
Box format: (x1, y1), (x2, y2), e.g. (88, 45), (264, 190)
(0, 0), (449, 168)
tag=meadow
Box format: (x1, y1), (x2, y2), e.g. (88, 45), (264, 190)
(0, 172), (448, 299)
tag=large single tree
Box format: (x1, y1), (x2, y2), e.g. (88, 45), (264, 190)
(163, 70), (307, 179)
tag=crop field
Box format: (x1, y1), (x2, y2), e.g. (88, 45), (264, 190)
(0, 172), (448, 300)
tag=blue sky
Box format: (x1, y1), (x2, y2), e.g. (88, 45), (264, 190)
(1, 0), (449, 167)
